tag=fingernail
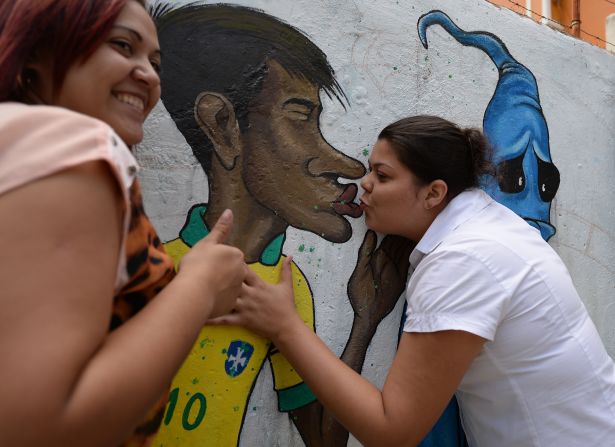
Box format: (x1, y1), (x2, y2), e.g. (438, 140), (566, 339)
(219, 209), (232, 224)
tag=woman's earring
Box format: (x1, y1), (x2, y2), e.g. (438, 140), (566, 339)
(18, 69), (44, 104)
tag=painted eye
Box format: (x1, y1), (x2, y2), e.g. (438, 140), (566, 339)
(536, 157), (560, 202)
(496, 153), (525, 194)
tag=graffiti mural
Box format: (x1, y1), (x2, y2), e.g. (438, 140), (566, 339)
(136, 0), (615, 445)
(418, 10), (560, 241)
(151, 4), (412, 446)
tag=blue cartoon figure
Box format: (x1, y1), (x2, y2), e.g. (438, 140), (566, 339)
(418, 10), (560, 241)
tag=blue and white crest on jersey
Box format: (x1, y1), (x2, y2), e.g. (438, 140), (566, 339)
(225, 340), (254, 377)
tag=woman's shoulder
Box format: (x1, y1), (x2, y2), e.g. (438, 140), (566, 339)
(0, 102), (121, 153)
(0, 102), (109, 130)
(0, 102), (136, 197)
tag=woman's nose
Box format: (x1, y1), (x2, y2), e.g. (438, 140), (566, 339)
(133, 62), (160, 89)
(360, 172), (372, 192)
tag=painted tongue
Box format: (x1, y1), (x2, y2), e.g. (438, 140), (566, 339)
(332, 184), (363, 218)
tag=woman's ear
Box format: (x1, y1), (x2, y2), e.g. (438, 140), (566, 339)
(20, 53), (53, 104)
(423, 179), (448, 210)
(194, 92), (241, 170)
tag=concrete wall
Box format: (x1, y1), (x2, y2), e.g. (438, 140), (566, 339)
(137, 0), (615, 445)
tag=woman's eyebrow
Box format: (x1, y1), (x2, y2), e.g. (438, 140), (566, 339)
(112, 25), (142, 41)
(111, 25), (161, 57)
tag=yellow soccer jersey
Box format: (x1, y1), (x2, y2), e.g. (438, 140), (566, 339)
(154, 209), (316, 447)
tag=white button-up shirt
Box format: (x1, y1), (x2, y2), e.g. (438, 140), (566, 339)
(404, 189), (615, 447)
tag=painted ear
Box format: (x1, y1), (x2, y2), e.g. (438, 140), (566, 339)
(194, 92), (241, 170)
(424, 179), (448, 210)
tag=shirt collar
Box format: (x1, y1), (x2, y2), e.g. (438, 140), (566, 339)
(179, 204), (286, 266)
(409, 189), (493, 269)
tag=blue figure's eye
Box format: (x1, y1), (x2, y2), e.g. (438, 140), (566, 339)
(536, 157), (560, 202)
(496, 153), (525, 193)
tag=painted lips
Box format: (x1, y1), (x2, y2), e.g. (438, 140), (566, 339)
(332, 183), (363, 218)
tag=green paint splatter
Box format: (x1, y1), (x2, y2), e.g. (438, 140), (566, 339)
(253, 407), (257, 411)
(221, 348), (227, 354)
(298, 244), (305, 252)
(362, 148), (369, 156)
(309, 247), (315, 253)
(393, 66), (397, 71)
(448, 74), (453, 79)
(192, 378), (200, 385)
(199, 337), (214, 349)
(233, 406), (240, 412)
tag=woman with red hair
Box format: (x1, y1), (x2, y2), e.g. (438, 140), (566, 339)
(0, 1), (247, 445)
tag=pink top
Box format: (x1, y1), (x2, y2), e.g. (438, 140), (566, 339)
(0, 103), (175, 445)
(0, 102), (138, 291)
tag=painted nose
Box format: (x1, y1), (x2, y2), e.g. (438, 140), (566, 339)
(307, 141), (366, 179)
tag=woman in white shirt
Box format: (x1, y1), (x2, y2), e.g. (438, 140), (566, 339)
(214, 115), (615, 446)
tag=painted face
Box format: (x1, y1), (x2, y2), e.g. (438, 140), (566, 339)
(46, 1), (161, 146)
(360, 139), (427, 239)
(481, 134), (560, 241)
(241, 60), (366, 243)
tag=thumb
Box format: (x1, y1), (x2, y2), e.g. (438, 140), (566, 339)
(205, 209), (233, 244)
(356, 230), (377, 272)
(206, 313), (242, 326)
(279, 256), (293, 288)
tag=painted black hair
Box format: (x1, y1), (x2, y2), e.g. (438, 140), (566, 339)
(151, 2), (345, 173)
(378, 115), (494, 199)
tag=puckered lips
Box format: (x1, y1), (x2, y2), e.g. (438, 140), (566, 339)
(332, 183), (363, 218)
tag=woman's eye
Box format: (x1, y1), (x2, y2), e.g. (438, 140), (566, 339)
(111, 40), (132, 53)
(150, 60), (161, 74)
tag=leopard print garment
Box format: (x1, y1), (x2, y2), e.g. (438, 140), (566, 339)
(113, 179), (175, 447)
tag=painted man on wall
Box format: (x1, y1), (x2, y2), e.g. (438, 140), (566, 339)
(151, 4), (411, 446)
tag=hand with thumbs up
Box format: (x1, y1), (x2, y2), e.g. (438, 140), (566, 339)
(177, 209), (248, 319)
(208, 256), (300, 341)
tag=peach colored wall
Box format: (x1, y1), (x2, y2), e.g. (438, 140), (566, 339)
(488, 0), (615, 48)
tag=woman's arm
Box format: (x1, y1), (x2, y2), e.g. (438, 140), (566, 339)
(216, 257), (485, 447)
(0, 162), (245, 447)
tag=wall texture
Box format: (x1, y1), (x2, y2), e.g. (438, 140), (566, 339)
(137, 0), (615, 445)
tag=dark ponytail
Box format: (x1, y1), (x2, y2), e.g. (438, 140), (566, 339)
(378, 115), (494, 199)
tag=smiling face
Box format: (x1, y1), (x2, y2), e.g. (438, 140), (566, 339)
(241, 60), (366, 243)
(39, 1), (161, 146)
(360, 138), (433, 240)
